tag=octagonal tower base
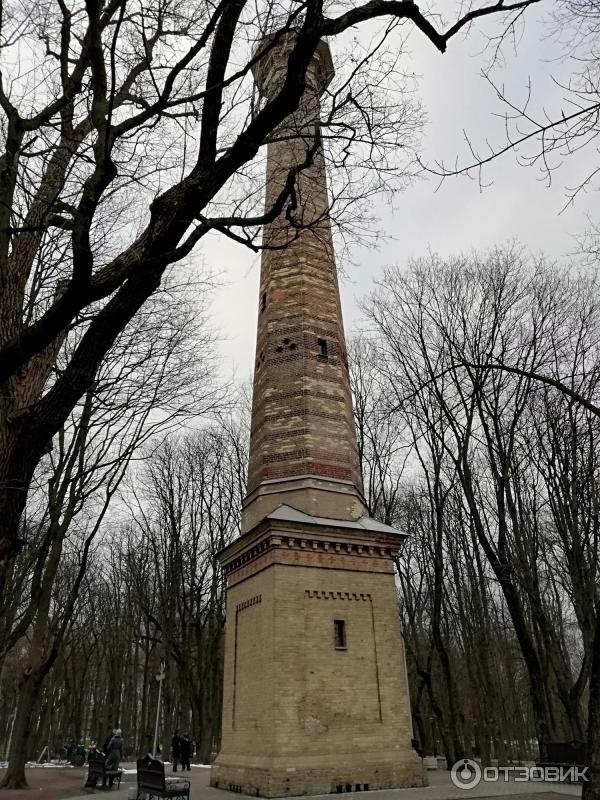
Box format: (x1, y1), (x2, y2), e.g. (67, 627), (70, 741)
(210, 507), (425, 797)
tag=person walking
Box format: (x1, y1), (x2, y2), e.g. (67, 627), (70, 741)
(171, 731), (181, 772)
(179, 733), (191, 772)
(104, 728), (124, 789)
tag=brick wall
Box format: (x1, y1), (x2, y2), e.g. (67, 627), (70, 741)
(212, 533), (425, 796)
(242, 37), (365, 532)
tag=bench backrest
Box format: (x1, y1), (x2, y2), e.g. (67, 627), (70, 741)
(137, 755), (166, 792)
(545, 741), (588, 766)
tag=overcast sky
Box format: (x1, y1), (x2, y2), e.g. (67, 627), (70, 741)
(198, 4), (595, 382)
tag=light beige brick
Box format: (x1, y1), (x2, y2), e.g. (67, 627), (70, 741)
(210, 34), (424, 798)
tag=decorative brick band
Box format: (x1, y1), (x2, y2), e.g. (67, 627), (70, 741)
(304, 590), (372, 601)
(261, 448), (352, 465)
(255, 428), (311, 442)
(256, 353), (341, 370)
(267, 322), (340, 339)
(257, 389), (345, 405)
(224, 534), (395, 578)
(259, 462), (358, 482)
(259, 408), (350, 424)
(262, 313), (343, 333)
(253, 368), (347, 388)
(236, 594), (262, 612)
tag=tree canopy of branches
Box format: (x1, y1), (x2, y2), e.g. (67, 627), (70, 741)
(0, 417), (247, 775)
(361, 245), (600, 798)
(3, 245), (600, 799)
(428, 0), (600, 212)
(0, 271), (225, 788)
(0, 0), (543, 587)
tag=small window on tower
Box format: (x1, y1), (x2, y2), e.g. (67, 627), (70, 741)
(261, 291), (267, 312)
(334, 619), (346, 650)
(317, 338), (328, 358)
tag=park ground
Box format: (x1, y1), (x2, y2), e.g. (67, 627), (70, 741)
(0, 765), (583, 800)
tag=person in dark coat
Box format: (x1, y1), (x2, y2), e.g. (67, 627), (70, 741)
(179, 733), (191, 772)
(103, 728), (124, 788)
(102, 729), (116, 755)
(171, 731), (181, 772)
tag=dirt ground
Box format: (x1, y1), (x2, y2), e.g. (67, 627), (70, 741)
(0, 767), (89, 799)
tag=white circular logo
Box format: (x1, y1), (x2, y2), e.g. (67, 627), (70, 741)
(451, 758), (482, 789)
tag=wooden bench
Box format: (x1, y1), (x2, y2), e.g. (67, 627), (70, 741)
(537, 740), (588, 782)
(84, 750), (123, 790)
(136, 754), (190, 800)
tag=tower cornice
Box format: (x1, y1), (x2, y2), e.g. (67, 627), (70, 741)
(252, 33), (334, 99)
(218, 506), (407, 587)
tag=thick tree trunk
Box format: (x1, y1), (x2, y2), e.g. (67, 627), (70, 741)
(137, 637), (151, 755)
(474, 722), (491, 767)
(583, 606), (600, 800)
(430, 475), (464, 766)
(459, 462), (554, 758)
(0, 448), (30, 597)
(418, 667), (453, 765)
(0, 671), (42, 789)
(198, 714), (213, 765)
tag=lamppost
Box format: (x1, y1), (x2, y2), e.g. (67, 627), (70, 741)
(153, 663), (166, 758)
(429, 715), (438, 758)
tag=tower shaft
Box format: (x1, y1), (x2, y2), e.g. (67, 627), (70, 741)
(242, 36), (365, 533)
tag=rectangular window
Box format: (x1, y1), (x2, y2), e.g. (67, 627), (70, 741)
(334, 619), (346, 649)
(261, 291), (267, 312)
(317, 337), (328, 358)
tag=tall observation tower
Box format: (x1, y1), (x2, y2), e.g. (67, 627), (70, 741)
(210, 34), (424, 798)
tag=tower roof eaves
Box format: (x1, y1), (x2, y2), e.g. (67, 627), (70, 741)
(266, 503), (407, 538)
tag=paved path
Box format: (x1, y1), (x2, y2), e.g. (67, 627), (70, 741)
(0, 764), (583, 800)
(70, 765), (583, 800)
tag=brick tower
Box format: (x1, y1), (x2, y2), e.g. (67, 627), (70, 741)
(210, 34), (424, 798)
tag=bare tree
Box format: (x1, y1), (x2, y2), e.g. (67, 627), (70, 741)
(407, 251), (600, 800)
(0, 0), (543, 585)
(365, 246), (600, 790)
(123, 418), (248, 761)
(349, 334), (411, 523)
(425, 2), (600, 207)
(349, 330), (538, 767)
(0, 274), (223, 788)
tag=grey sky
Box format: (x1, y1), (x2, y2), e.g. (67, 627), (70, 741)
(201, 5), (595, 380)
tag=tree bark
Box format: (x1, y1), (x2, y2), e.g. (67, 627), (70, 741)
(0, 669), (44, 789)
(583, 604), (600, 800)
